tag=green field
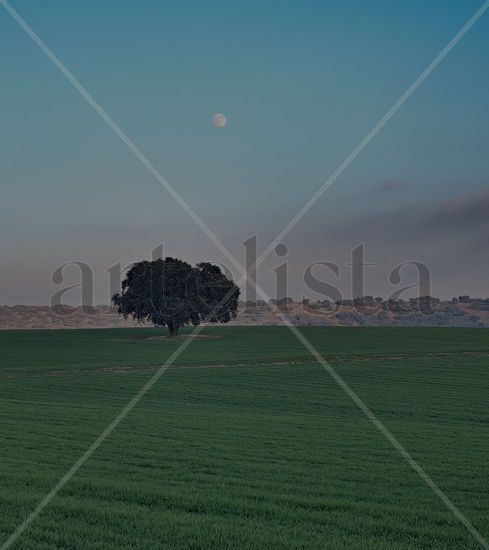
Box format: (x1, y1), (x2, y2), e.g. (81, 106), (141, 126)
(1, 326), (488, 549)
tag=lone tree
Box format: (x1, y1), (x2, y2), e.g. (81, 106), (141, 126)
(112, 257), (240, 337)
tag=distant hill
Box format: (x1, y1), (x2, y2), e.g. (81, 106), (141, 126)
(1, 297), (488, 329)
(230, 297), (489, 328)
(0, 305), (144, 330)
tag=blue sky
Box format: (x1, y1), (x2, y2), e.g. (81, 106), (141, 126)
(1, 0), (488, 303)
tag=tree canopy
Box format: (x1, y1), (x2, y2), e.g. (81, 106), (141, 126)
(112, 258), (240, 336)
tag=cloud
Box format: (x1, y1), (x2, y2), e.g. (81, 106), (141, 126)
(379, 180), (409, 192)
(436, 190), (489, 226)
(362, 189), (489, 237)
(304, 189), (489, 257)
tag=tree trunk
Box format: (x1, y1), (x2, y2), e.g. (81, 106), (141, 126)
(167, 322), (179, 338)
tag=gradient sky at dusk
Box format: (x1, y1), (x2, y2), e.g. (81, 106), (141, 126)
(1, 0), (488, 304)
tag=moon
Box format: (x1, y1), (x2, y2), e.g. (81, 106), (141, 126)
(213, 113), (227, 128)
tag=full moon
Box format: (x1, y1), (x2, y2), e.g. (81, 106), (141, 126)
(213, 113), (227, 128)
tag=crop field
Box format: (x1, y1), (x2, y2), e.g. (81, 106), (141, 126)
(0, 326), (488, 549)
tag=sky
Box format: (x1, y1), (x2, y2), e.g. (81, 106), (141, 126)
(1, 0), (488, 305)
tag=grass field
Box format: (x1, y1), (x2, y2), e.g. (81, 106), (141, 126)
(1, 326), (488, 549)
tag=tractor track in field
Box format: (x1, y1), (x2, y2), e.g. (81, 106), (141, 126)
(1, 350), (489, 380)
(0, 359), (304, 380)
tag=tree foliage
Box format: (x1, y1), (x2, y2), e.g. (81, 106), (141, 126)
(112, 258), (240, 336)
